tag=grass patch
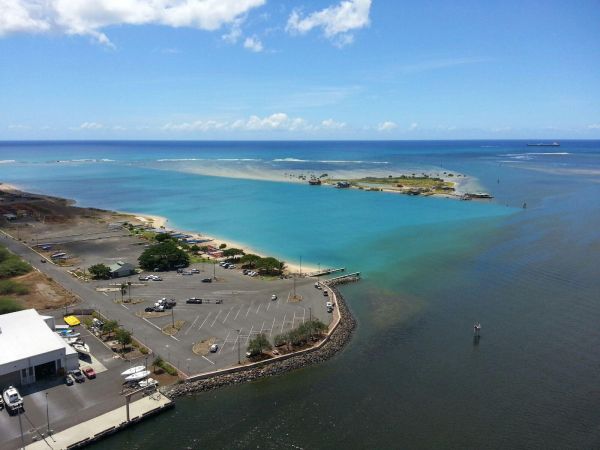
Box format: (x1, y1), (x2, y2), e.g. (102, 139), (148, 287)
(0, 279), (29, 295)
(0, 297), (23, 315)
(0, 246), (32, 278)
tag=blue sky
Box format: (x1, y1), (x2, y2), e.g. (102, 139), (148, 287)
(0, 0), (599, 140)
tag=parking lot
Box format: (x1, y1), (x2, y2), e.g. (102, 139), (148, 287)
(90, 262), (332, 374)
(0, 325), (147, 450)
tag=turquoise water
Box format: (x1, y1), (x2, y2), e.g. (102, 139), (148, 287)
(1, 140), (599, 448)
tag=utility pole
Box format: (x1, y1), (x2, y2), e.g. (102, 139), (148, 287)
(46, 392), (51, 437)
(309, 307), (312, 322)
(237, 329), (241, 364)
(213, 261), (216, 279)
(171, 306), (175, 328)
(128, 280), (132, 302)
(18, 407), (25, 450)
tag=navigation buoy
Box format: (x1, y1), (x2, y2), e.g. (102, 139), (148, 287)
(473, 322), (481, 337)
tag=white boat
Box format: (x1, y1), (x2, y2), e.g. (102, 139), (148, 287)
(2, 386), (23, 413)
(124, 370), (150, 381)
(72, 342), (90, 355)
(138, 377), (158, 388)
(62, 336), (80, 344)
(121, 365), (146, 376)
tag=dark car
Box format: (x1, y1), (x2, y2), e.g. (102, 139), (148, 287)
(70, 369), (85, 383)
(323, 290), (329, 297)
(144, 306), (155, 312)
(40, 259), (46, 263)
(202, 278), (212, 283)
(186, 298), (202, 304)
(215, 299), (223, 304)
(164, 300), (176, 309)
(65, 374), (74, 386)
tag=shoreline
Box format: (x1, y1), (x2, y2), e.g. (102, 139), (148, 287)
(0, 182), (318, 274)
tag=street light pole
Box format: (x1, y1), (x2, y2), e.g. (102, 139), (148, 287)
(46, 392), (51, 436)
(238, 329), (241, 364)
(18, 408), (25, 450)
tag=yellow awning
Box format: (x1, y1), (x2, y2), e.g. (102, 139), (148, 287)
(64, 315), (80, 326)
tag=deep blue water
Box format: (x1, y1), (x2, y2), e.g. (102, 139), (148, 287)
(1, 140), (599, 448)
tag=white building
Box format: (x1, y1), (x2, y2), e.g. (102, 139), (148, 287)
(0, 309), (79, 386)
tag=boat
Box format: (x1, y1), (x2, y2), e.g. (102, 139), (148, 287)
(72, 342), (90, 355)
(138, 377), (158, 388)
(308, 178), (321, 185)
(473, 322), (481, 336)
(335, 181), (351, 189)
(526, 142), (560, 147)
(124, 370), (151, 381)
(2, 386), (23, 413)
(121, 365), (146, 377)
(57, 331), (80, 338)
(62, 336), (81, 344)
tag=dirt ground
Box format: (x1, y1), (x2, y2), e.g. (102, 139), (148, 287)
(11, 270), (77, 310)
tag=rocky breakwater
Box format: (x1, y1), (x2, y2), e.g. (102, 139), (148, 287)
(162, 286), (356, 398)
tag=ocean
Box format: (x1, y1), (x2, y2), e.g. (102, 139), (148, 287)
(1, 140), (599, 448)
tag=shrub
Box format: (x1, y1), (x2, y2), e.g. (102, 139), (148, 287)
(0, 258), (32, 279)
(0, 297), (23, 315)
(247, 333), (272, 355)
(140, 346), (149, 355)
(0, 280), (29, 295)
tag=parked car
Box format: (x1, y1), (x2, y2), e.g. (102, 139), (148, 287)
(327, 306), (334, 313)
(181, 271), (193, 276)
(209, 344), (219, 353)
(201, 278), (212, 283)
(326, 302), (334, 309)
(176, 268), (184, 274)
(191, 268), (200, 274)
(215, 299), (223, 304)
(186, 298), (202, 304)
(164, 299), (177, 309)
(228, 264), (236, 269)
(144, 306), (155, 312)
(323, 290), (329, 296)
(70, 369), (85, 383)
(82, 367), (96, 379)
(40, 259), (46, 263)
(139, 275), (149, 281)
(314, 282), (321, 289)
(271, 294), (277, 301)
(65, 374), (74, 386)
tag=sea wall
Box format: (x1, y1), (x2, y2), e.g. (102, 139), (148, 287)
(162, 285), (356, 398)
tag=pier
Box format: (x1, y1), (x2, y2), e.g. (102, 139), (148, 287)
(307, 267), (345, 277)
(322, 272), (361, 286)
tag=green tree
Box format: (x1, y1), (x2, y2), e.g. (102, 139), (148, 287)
(255, 256), (285, 275)
(240, 253), (261, 268)
(155, 232), (171, 242)
(222, 248), (244, 259)
(190, 244), (200, 253)
(219, 243), (227, 249)
(138, 241), (189, 271)
(88, 263), (111, 280)
(102, 319), (119, 337)
(115, 328), (132, 353)
(247, 333), (272, 356)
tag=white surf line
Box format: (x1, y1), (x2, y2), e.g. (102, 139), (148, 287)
(210, 309), (222, 327)
(201, 355), (215, 365)
(198, 312), (212, 330)
(222, 306), (234, 324)
(234, 307), (242, 321)
(255, 303), (262, 314)
(245, 302), (253, 318)
(280, 313), (287, 333)
(185, 315), (200, 336)
(270, 317), (276, 337)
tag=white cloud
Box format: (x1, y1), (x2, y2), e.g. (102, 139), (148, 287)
(286, 0), (371, 46)
(0, 0), (266, 46)
(8, 124), (31, 130)
(162, 113), (312, 132)
(588, 123), (600, 129)
(243, 36), (263, 52)
(162, 120), (227, 132)
(377, 121), (397, 132)
(320, 118), (346, 129)
(79, 122), (103, 129)
(409, 122), (418, 131)
(221, 16), (244, 44)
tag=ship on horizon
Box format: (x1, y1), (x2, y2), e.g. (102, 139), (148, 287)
(526, 142), (560, 147)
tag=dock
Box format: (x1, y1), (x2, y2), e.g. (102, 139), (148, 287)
(307, 267), (345, 277)
(26, 391), (173, 449)
(322, 272), (361, 286)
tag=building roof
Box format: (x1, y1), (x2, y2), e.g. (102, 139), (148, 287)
(108, 261), (134, 272)
(0, 309), (76, 367)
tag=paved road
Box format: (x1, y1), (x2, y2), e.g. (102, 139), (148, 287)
(0, 232), (198, 375)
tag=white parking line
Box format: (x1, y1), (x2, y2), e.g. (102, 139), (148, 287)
(185, 315), (200, 336)
(198, 312), (211, 330)
(266, 302), (271, 312)
(219, 331), (231, 353)
(120, 303), (129, 310)
(246, 302), (253, 318)
(292, 310), (296, 325)
(202, 355), (215, 365)
(210, 309), (222, 327)
(142, 317), (162, 331)
(256, 303), (261, 314)
(260, 321), (266, 334)
(102, 292), (108, 297)
(270, 317), (276, 337)
(222, 307), (234, 324)
(246, 325), (254, 343)
(170, 335), (180, 342)
(280, 313), (287, 333)
(234, 307), (242, 321)
(302, 307), (306, 323)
